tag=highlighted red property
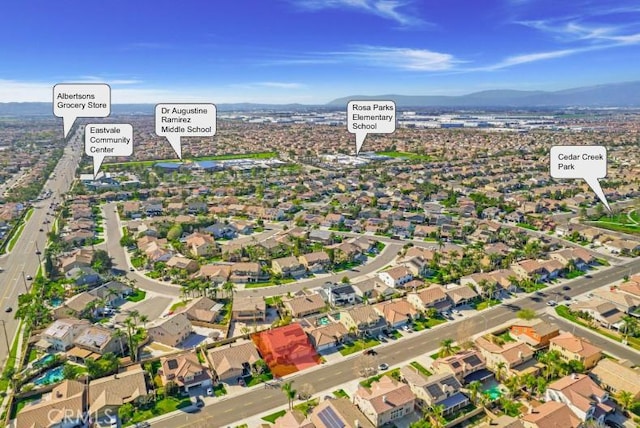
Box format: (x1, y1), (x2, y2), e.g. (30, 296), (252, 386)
(252, 324), (321, 377)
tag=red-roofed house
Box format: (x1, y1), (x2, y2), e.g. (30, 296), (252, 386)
(252, 324), (321, 377)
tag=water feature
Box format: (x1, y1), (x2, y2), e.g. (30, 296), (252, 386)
(33, 366), (64, 386)
(33, 354), (55, 368)
(49, 297), (62, 308)
(483, 385), (503, 401)
(317, 316), (330, 326)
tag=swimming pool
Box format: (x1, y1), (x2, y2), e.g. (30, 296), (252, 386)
(483, 385), (503, 401)
(33, 366), (64, 386)
(33, 354), (55, 368)
(49, 297), (62, 308)
(318, 317), (330, 326)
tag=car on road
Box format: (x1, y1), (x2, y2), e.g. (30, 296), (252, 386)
(35, 250), (41, 255)
(563, 295), (571, 301)
(4, 307), (12, 313)
(378, 363), (389, 371)
(26, 275), (32, 280)
(129, 267), (135, 272)
(562, 286), (571, 291)
(547, 300), (557, 306)
(39, 228), (43, 232)
(585, 274), (592, 278)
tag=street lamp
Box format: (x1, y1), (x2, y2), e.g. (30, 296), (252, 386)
(21, 271), (29, 293)
(0, 320), (10, 354)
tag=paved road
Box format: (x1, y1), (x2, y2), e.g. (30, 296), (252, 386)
(151, 258), (640, 428)
(102, 203), (403, 299)
(0, 130), (83, 363)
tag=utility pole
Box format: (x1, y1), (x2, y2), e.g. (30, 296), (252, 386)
(21, 271), (29, 293)
(0, 320), (9, 354)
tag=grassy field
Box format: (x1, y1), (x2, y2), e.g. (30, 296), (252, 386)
(339, 338), (380, 356)
(261, 410), (286, 424)
(376, 151), (433, 161)
(105, 151), (278, 167)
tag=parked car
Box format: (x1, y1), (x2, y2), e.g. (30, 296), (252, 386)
(378, 363), (389, 371)
(26, 275), (33, 280)
(562, 285), (571, 291)
(547, 300), (557, 306)
(377, 335), (387, 342)
(206, 387), (213, 396)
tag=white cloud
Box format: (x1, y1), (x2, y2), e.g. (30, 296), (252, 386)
(341, 45), (458, 71)
(292, 0), (425, 27)
(255, 81), (305, 89)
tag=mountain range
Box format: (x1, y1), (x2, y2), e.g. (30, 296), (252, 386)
(2, 81), (640, 115)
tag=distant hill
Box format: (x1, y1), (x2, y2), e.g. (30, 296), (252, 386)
(327, 81), (640, 108)
(0, 102), (324, 116)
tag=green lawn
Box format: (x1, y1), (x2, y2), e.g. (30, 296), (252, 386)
(244, 278), (295, 289)
(333, 389), (349, 399)
(565, 270), (586, 279)
(376, 151), (433, 161)
(246, 372), (273, 387)
(475, 299), (501, 310)
(11, 394), (42, 419)
(294, 398), (319, 415)
(339, 338), (380, 356)
(124, 396), (192, 426)
(409, 361), (432, 377)
(106, 151), (278, 167)
(412, 316), (447, 331)
(360, 368), (400, 388)
(516, 223), (538, 231)
(7, 222), (26, 252)
(213, 384), (227, 397)
(429, 346), (461, 360)
(169, 300), (186, 312)
(261, 409), (286, 424)
(126, 289), (146, 302)
(496, 331), (515, 343)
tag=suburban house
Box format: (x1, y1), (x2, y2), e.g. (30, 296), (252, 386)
(592, 288), (640, 314)
(521, 401), (581, 428)
(175, 296), (223, 324)
(354, 375), (416, 427)
(305, 322), (350, 352)
(569, 300), (624, 329)
(232, 295), (266, 322)
(378, 266), (413, 288)
(146, 313), (193, 347)
(549, 248), (595, 270)
(475, 336), (538, 378)
(230, 262), (261, 283)
(431, 349), (486, 382)
(445, 285), (479, 307)
(206, 342), (261, 384)
(166, 256), (199, 274)
(283, 293), (326, 318)
(16, 380), (85, 428)
(158, 352), (213, 392)
(322, 283), (357, 306)
(272, 256), (306, 278)
(589, 358), (640, 400)
(274, 410), (314, 428)
(88, 366), (149, 420)
(339, 306), (386, 337)
(510, 260), (549, 282)
(509, 319), (560, 348)
(197, 264), (231, 284)
(72, 325), (125, 358)
(41, 318), (91, 351)
(253, 324), (320, 375)
(373, 299), (418, 329)
(399, 367), (469, 416)
(549, 332), (602, 369)
(407, 285), (451, 313)
(299, 251), (331, 273)
(87, 281), (132, 306)
(545, 374), (612, 424)
(52, 292), (101, 319)
(310, 397), (375, 428)
(185, 232), (218, 257)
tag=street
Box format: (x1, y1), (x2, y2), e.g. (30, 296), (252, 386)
(150, 258), (640, 428)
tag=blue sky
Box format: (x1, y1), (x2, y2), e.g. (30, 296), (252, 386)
(2, 0), (640, 103)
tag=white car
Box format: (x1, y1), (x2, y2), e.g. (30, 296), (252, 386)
(547, 300), (557, 306)
(378, 363), (389, 371)
(206, 387), (213, 396)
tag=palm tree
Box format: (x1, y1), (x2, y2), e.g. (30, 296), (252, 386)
(223, 282), (236, 299)
(622, 315), (638, 339)
(139, 314), (149, 329)
(468, 380), (482, 404)
(495, 361), (506, 382)
(427, 404), (446, 428)
(281, 381), (297, 410)
(615, 390), (635, 414)
(438, 338), (455, 358)
(112, 328), (126, 357)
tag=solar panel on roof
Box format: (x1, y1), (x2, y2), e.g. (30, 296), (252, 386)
(317, 406), (345, 428)
(464, 355), (482, 366)
(426, 384), (442, 397)
(167, 359), (178, 370)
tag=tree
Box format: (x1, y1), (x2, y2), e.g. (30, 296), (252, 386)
(468, 380), (482, 404)
(165, 380), (179, 396)
(438, 339), (455, 358)
(281, 381), (297, 410)
(427, 404), (446, 428)
(118, 403), (135, 423)
(495, 361), (506, 382)
(167, 223), (183, 241)
(223, 281), (236, 299)
(516, 308), (536, 321)
(341, 276), (350, 284)
(615, 390), (635, 413)
(91, 249), (113, 274)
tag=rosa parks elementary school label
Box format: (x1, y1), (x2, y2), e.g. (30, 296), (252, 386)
(53, 83), (111, 137)
(155, 103), (217, 159)
(549, 145), (610, 211)
(347, 100), (396, 155)
(85, 124), (133, 178)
